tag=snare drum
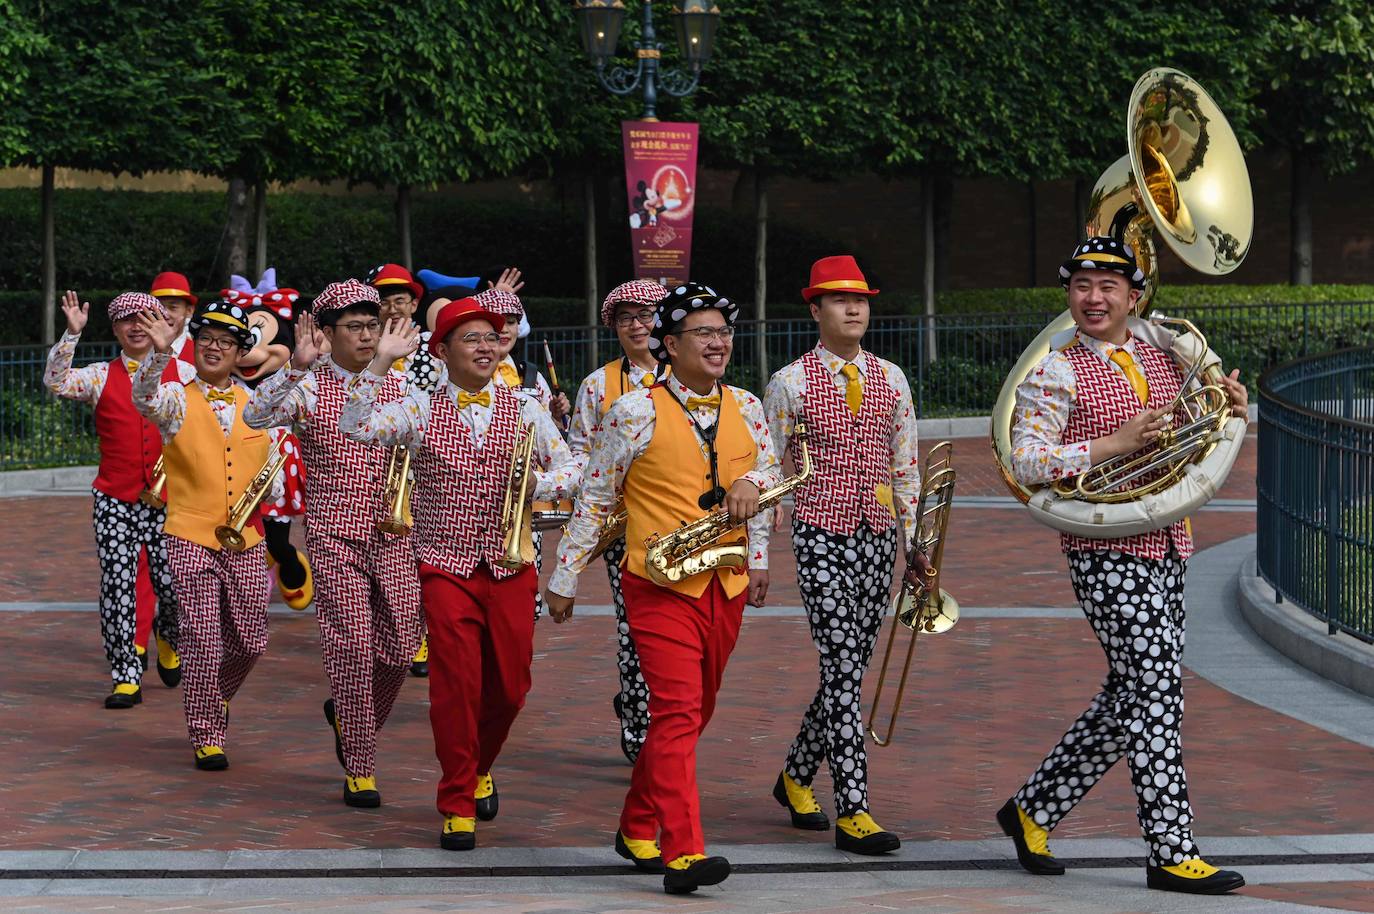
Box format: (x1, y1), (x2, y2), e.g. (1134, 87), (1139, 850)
(531, 498), (574, 531)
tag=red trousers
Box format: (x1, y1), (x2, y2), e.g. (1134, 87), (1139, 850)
(619, 572), (745, 863)
(419, 562), (535, 818)
(135, 549), (154, 650)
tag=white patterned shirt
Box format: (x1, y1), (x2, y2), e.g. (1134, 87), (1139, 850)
(243, 358), (405, 434)
(44, 330), (195, 403)
(132, 351), (241, 441)
(567, 357), (662, 460)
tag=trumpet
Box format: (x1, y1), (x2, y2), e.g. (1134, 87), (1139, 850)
(215, 441), (290, 552)
(868, 441), (959, 748)
(377, 446), (413, 535)
(643, 422), (812, 586)
(496, 422), (537, 570)
(139, 456), (168, 509)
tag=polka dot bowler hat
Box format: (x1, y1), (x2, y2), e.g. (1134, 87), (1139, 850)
(1058, 236), (1147, 290)
(646, 281), (740, 364)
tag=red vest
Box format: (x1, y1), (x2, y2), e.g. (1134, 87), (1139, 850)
(92, 358), (181, 503)
(297, 366), (404, 542)
(791, 351), (900, 535)
(1059, 339), (1193, 561)
(410, 384), (523, 578)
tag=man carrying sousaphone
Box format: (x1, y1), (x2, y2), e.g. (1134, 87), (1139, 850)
(340, 296), (580, 851)
(753, 255), (928, 855)
(132, 300), (272, 771)
(545, 282), (781, 895)
(243, 279), (423, 809)
(998, 238), (1249, 895)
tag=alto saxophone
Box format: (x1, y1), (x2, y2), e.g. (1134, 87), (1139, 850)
(496, 422), (537, 570)
(139, 456), (168, 509)
(588, 502), (628, 562)
(643, 422), (812, 586)
(215, 440), (291, 552)
(377, 446), (413, 535)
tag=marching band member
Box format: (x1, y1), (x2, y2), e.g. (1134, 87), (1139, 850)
(565, 279), (668, 763)
(755, 255), (926, 855)
(149, 271), (198, 363)
(44, 290), (191, 707)
(243, 279), (423, 808)
(545, 282), (780, 895)
(999, 238), (1248, 895)
(132, 300), (272, 771)
(340, 297), (581, 850)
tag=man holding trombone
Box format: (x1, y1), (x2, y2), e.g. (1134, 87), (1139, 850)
(754, 255), (927, 855)
(243, 279), (423, 810)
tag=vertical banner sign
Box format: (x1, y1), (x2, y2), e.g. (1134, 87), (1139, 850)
(621, 121), (699, 288)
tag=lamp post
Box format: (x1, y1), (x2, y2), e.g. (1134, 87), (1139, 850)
(574, 0), (721, 121)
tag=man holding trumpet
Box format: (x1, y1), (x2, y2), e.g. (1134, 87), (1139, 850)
(243, 279), (423, 809)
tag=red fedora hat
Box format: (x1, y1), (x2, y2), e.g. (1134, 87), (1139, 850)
(366, 263), (424, 301)
(429, 297), (504, 356)
(801, 255), (879, 303)
(149, 271), (199, 307)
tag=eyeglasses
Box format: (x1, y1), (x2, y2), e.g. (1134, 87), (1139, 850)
(614, 309), (656, 328)
(337, 320), (381, 334)
(196, 334), (240, 351)
(672, 326), (735, 343)
(459, 331), (502, 345)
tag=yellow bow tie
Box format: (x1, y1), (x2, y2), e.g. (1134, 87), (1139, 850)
(1109, 348), (1149, 405)
(205, 387), (236, 405)
(124, 359), (140, 374)
(639, 373), (655, 388)
(841, 363), (863, 415)
(391, 357), (407, 372)
(685, 393), (720, 411)
(456, 390), (491, 409)
(497, 363), (521, 387)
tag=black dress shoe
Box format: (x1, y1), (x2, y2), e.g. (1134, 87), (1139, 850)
(773, 772), (829, 830)
(410, 660), (429, 678)
(997, 799), (1065, 875)
(344, 776), (381, 809)
(475, 774), (499, 822)
(323, 699), (345, 770)
(1147, 862), (1245, 894)
(440, 819), (475, 851)
(663, 856), (730, 895)
(195, 748), (229, 771)
(835, 824), (901, 855)
(104, 686), (143, 709)
(615, 831), (666, 873)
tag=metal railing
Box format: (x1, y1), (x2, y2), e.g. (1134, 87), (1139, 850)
(1257, 347), (1374, 642)
(5, 299), (1374, 470)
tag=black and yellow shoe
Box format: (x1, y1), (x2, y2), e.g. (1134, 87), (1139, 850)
(773, 771), (829, 830)
(194, 746), (228, 771)
(663, 854), (730, 895)
(615, 830), (666, 873)
(278, 549), (314, 611)
(136, 643), (148, 672)
(154, 633), (182, 688)
(475, 772), (499, 821)
(104, 682), (142, 709)
(410, 636), (429, 678)
(835, 813), (901, 855)
(996, 799), (1064, 875)
(344, 775), (381, 808)
(440, 815), (475, 851)
(1146, 858), (1245, 894)
(323, 698), (345, 770)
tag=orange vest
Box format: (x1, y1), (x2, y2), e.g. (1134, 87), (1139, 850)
(163, 384), (270, 550)
(600, 358), (666, 415)
(623, 385), (757, 599)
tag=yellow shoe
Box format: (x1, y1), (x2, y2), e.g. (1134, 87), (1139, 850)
(996, 799), (1064, 875)
(104, 682), (143, 709)
(615, 831), (665, 873)
(154, 633), (181, 688)
(278, 550), (314, 611)
(475, 772), (499, 821)
(1147, 858), (1246, 894)
(410, 636), (429, 678)
(344, 775), (381, 808)
(195, 745), (228, 770)
(772, 771), (829, 830)
(440, 815), (475, 851)
(663, 854), (730, 894)
(836, 812), (901, 855)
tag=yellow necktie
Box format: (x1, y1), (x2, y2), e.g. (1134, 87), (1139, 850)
(456, 390), (491, 409)
(685, 394), (720, 411)
(1109, 348), (1149, 405)
(497, 363), (520, 387)
(841, 363), (862, 415)
(205, 388), (236, 405)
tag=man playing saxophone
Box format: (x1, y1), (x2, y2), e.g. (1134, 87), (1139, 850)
(243, 279), (423, 810)
(544, 282), (780, 895)
(340, 296), (580, 851)
(132, 300), (272, 771)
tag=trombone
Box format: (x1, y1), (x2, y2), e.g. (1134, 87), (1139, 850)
(215, 441), (291, 552)
(867, 441), (959, 748)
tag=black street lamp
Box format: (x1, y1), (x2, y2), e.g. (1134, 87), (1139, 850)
(574, 0), (721, 120)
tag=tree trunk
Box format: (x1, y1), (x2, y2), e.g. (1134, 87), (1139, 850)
(396, 183), (413, 271)
(1290, 148), (1314, 286)
(223, 177), (251, 285)
(731, 167), (755, 214)
(754, 171), (768, 383)
(922, 171), (936, 363)
(1027, 180), (1039, 287)
(253, 179), (268, 282)
(41, 164), (56, 346)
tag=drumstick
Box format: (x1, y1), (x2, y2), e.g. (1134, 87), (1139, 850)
(542, 340), (570, 433)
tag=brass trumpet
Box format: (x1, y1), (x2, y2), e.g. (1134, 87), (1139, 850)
(644, 423), (812, 586)
(139, 456), (168, 509)
(215, 441), (291, 552)
(868, 441), (959, 748)
(377, 446), (413, 535)
(496, 422), (537, 570)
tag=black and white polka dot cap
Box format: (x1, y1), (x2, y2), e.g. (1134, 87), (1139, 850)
(646, 281), (740, 363)
(1058, 236), (1147, 290)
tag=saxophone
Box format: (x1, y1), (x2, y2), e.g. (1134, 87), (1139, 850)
(643, 422), (812, 586)
(588, 503), (628, 562)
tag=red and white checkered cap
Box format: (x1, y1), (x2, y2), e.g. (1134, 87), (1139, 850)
(313, 278), (380, 316)
(108, 292), (167, 322)
(475, 288), (522, 318)
(600, 279), (667, 327)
